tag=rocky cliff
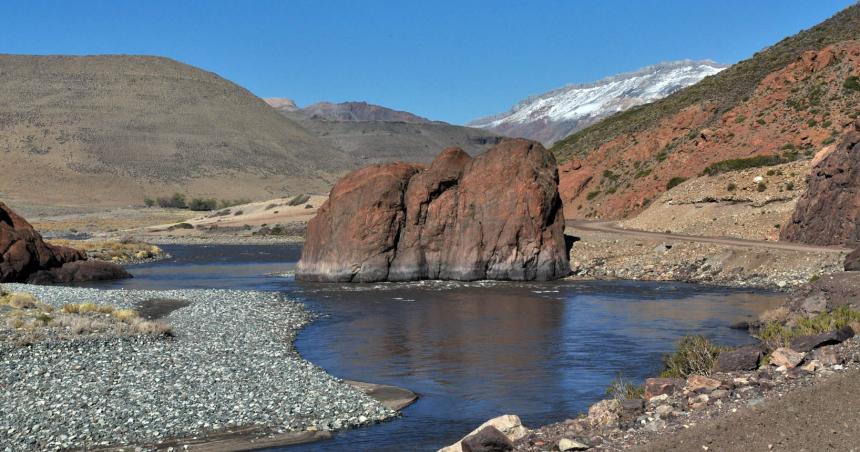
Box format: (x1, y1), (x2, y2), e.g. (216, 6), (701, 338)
(296, 139), (570, 282)
(0, 202), (129, 283)
(781, 120), (860, 246)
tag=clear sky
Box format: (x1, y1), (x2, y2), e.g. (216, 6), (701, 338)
(1, 0), (856, 124)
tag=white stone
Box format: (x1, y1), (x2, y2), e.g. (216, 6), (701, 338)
(558, 438), (590, 451)
(438, 414), (529, 452)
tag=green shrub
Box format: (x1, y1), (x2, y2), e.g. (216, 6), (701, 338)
(726, 182), (737, 191)
(634, 169), (652, 179)
(666, 176), (687, 190)
(702, 155), (784, 176)
(807, 119), (818, 128)
(188, 198), (218, 211)
(157, 193), (187, 209)
(844, 75), (860, 92)
(756, 118), (766, 125)
(287, 194), (311, 206)
(586, 190), (601, 200)
(143, 197), (155, 208)
(785, 181), (795, 191)
(734, 115), (747, 124)
(660, 335), (724, 378)
(823, 136), (836, 145)
(756, 182), (767, 192)
(766, 169), (776, 176)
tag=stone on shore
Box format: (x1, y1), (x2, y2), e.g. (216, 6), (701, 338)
(439, 414), (529, 452)
(558, 437), (590, 451)
(685, 375), (722, 392)
(461, 426), (514, 452)
(714, 346), (763, 372)
(789, 326), (854, 352)
(0, 201), (128, 284)
(770, 347), (805, 368)
(644, 377), (684, 400)
(297, 139), (570, 282)
(587, 399), (620, 427)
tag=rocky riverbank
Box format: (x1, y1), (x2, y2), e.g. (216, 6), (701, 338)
(0, 285), (395, 450)
(441, 271), (860, 451)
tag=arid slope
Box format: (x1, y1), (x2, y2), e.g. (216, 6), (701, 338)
(0, 55), (354, 206)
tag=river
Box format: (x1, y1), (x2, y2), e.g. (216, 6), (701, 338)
(87, 244), (784, 451)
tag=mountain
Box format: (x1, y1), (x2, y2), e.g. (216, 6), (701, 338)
(0, 55), (354, 206)
(267, 100), (506, 164)
(552, 3), (860, 221)
(305, 101), (432, 123)
(468, 61), (725, 145)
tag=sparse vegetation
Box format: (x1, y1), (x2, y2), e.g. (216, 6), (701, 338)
(586, 190), (601, 201)
(287, 194), (311, 206)
(605, 372), (645, 401)
(702, 155), (785, 176)
(2, 294), (172, 345)
(754, 305), (860, 350)
(756, 182), (768, 192)
(146, 194), (252, 211)
(844, 75), (860, 92)
(660, 335), (724, 378)
(666, 176), (687, 190)
(48, 239), (164, 263)
(726, 182), (737, 191)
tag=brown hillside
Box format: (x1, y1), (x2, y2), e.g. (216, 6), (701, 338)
(560, 40), (860, 219)
(0, 55), (354, 206)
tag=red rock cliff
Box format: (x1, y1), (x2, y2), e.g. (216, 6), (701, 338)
(296, 139), (570, 282)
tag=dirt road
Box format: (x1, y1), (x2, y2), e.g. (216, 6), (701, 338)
(566, 220), (853, 254)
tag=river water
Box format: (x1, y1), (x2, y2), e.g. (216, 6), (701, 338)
(88, 244), (784, 451)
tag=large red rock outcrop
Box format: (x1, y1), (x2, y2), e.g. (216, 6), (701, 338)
(0, 202), (130, 284)
(297, 139), (570, 282)
(781, 120), (860, 246)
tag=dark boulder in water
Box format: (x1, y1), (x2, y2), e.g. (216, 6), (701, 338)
(296, 139), (570, 282)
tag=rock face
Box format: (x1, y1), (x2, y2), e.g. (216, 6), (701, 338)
(297, 139), (570, 282)
(782, 121), (860, 246)
(0, 202), (129, 284)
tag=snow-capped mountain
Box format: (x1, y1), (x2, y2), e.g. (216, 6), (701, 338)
(468, 60), (726, 145)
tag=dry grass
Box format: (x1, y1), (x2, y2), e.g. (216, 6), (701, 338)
(2, 294), (173, 345)
(660, 335), (725, 378)
(754, 305), (860, 350)
(48, 239), (164, 263)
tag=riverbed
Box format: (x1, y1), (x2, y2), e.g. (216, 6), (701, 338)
(87, 244), (784, 451)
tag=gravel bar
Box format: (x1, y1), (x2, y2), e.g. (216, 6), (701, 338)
(0, 284), (395, 450)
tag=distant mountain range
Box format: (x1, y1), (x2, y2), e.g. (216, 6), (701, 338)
(469, 61), (726, 145)
(265, 99), (504, 164)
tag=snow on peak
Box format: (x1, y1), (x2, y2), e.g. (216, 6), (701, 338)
(468, 60), (726, 145)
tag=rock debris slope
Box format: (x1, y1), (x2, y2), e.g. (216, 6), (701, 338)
(296, 139), (570, 282)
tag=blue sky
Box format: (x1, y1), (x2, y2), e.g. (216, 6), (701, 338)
(1, 0), (856, 124)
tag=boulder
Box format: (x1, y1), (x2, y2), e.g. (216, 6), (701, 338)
(812, 345), (844, 366)
(438, 415), (528, 452)
(298, 139), (570, 282)
(845, 248), (860, 271)
(769, 347), (805, 369)
(587, 399), (620, 427)
(714, 346), (763, 372)
(0, 201), (129, 284)
(789, 326), (854, 352)
(781, 121), (860, 245)
(461, 426), (513, 452)
(685, 375), (721, 392)
(644, 377), (684, 400)
(558, 438), (590, 451)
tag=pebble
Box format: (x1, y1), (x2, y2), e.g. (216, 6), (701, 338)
(0, 285), (395, 450)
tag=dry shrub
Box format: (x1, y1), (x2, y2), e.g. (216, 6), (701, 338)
(7, 293), (38, 309)
(112, 309), (139, 322)
(660, 335), (724, 378)
(759, 306), (790, 323)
